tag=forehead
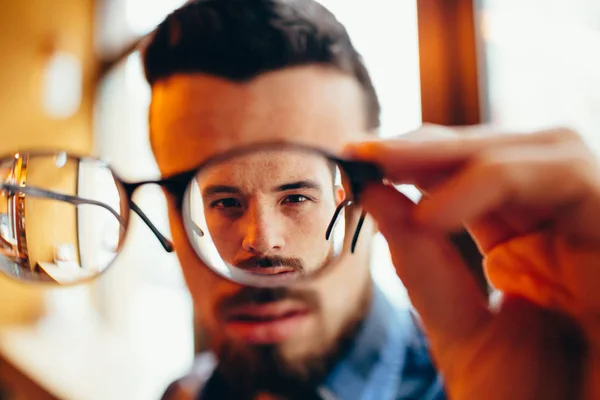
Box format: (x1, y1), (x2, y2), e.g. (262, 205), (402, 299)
(199, 151), (332, 188)
(150, 66), (369, 176)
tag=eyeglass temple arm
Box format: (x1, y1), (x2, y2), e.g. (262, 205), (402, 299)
(128, 201), (174, 252)
(341, 160), (384, 253)
(350, 211), (367, 253)
(325, 199), (352, 241)
(2, 184), (174, 253)
(323, 159), (383, 254)
(325, 200), (366, 254)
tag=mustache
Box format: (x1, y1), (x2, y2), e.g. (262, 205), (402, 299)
(217, 286), (320, 316)
(233, 255), (305, 271)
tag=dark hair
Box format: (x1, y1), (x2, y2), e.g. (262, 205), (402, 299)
(141, 0), (380, 129)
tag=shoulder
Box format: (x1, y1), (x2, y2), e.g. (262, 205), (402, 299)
(160, 353), (218, 400)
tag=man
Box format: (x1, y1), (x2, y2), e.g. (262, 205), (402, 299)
(143, 0), (445, 398)
(195, 149), (345, 279)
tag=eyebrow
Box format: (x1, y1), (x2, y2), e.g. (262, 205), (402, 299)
(274, 180), (322, 192)
(202, 185), (240, 197)
(201, 180), (322, 197)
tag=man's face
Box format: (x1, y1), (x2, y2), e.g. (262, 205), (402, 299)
(197, 151), (344, 278)
(151, 66), (374, 395)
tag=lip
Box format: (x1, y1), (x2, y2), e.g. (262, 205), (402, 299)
(229, 266), (302, 286)
(242, 266), (297, 275)
(242, 268), (304, 284)
(223, 301), (312, 344)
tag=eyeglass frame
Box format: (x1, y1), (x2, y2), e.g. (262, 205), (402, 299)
(1, 141), (384, 279)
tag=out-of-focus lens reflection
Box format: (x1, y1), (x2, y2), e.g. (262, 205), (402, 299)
(183, 148), (356, 287)
(0, 152), (127, 284)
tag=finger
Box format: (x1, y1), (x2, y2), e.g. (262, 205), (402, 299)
(361, 183), (491, 350)
(463, 211), (514, 253)
(344, 127), (582, 184)
(466, 206), (555, 253)
(413, 143), (600, 238)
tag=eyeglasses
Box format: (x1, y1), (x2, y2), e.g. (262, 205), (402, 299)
(0, 142), (383, 286)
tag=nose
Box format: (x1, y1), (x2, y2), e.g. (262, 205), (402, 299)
(241, 205), (284, 255)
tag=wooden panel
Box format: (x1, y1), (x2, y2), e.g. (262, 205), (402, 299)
(0, 0), (95, 154)
(417, 0), (488, 292)
(417, 0), (482, 126)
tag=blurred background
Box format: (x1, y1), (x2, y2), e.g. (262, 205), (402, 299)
(0, 0), (597, 399)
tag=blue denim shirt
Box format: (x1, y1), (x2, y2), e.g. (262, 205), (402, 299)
(319, 284), (446, 400)
(163, 283), (446, 400)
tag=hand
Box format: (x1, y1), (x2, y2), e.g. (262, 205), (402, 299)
(344, 125), (600, 400)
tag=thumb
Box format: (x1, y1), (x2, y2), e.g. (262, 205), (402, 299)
(361, 183), (491, 351)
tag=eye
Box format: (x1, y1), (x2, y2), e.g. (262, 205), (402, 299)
(211, 198), (242, 209)
(282, 194), (309, 204)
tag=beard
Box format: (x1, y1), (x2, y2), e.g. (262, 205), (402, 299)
(206, 284), (372, 399)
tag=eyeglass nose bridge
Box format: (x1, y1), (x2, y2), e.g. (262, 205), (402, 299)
(124, 168), (216, 254)
(122, 180), (176, 253)
(128, 201), (175, 252)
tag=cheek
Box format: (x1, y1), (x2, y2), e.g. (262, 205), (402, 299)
(295, 218), (327, 248)
(286, 204), (331, 235)
(205, 215), (241, 259)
